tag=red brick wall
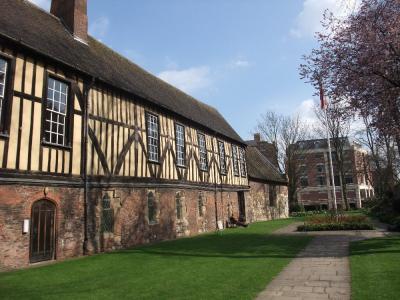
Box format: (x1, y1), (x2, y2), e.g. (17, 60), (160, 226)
(0, 184), (247, 269)
(0, 185), (84, 269)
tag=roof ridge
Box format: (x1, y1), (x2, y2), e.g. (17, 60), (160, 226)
(23, 0), (59, 22)
(3, 0), (243, 143)
(88, 37), (223, 122)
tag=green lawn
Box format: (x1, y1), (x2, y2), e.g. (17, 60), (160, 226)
(350, 235), (400, 300)
(0, 219), (310, 300)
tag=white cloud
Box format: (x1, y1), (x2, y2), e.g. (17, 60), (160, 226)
(296, 98), (319, 125)
(89, 16), (110, 40)
(28, 0), (51, 10)
(230, 59), (250, 68)
(290, 0), (361, 38)
(158, 66), (212, 94)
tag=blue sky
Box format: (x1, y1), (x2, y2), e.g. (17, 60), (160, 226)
(30, 0), (359, 140)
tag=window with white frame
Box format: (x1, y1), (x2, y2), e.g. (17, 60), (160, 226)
(146, 113), (159, 162)
(197, 133), (208, 171)
(218, 141), (227, 175)
(175, 123), (186, 167)
(0, 58), (8, 127)
(239, 147), (247, 177)
(44, 77), (69, 146)
(232, 145), (239, 176)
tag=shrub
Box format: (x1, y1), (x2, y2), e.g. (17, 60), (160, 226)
(298, 223), (374, 231)
(290, 210), (329, 218)
(296, 213), (374, 231)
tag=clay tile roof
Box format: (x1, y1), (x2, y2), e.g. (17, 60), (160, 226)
(246, 145), (287, 184)
(0, 0), (243, 144)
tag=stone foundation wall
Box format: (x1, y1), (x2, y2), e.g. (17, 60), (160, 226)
(247, 180), (289, 222)
(85, 187), (245, 253)
(0, 184), (247, 269)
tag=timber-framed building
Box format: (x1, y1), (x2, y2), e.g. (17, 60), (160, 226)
(0, 0), (250, 269)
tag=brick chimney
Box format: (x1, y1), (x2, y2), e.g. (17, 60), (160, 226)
(51, 0), (88, 43)
(254, 133), (261, 143)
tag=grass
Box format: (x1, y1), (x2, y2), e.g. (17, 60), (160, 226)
(350, 235), (400, 300)
(0, 219), (311, 300)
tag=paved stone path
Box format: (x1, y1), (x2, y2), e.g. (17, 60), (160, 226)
(256, 223), (389, 300)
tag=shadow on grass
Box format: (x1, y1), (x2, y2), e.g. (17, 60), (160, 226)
(351, 236), (400, 256)
(0, 222), (312, 300)
(108, 233), (310, 259)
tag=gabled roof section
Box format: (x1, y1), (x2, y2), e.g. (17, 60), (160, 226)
(246, 145), (287, 184)
(0, 0), (243, 143)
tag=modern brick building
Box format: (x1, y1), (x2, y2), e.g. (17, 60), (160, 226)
(294, 138), (374, 210)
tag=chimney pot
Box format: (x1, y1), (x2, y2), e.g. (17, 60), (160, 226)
(51, 0), (88, 43)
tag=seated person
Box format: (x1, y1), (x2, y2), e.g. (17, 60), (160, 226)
(229, 215), (248, 227)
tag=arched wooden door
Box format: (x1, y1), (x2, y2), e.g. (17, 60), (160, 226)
(30, 200), (56, 263)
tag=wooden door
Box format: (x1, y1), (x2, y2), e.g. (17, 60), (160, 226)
(30, 200), (56, 263)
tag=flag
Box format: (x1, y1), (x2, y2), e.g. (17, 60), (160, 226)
(319, 82), (328, 109)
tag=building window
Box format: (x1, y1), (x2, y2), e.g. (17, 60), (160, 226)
(147, 191), (157, 224)
(198, 193), (204, 217)
(197, 133), (208, 171)
(101, 194), (114, 233)
(316, 164), (325, 174)
(218, 141), (227, 175)
(269, 185), (277, 207)
(175, 123), (186, 167)
(298, 154), (306, 161)
(0, 58), (8, 129)
(299, 165), (307, 176)
(44, 77), (69, 146)
(331, 151), (338, 161)
(176, 193), (183, 220)
(232, 145), (239, 176)
(239, 147), (247, 177)
(330, 175), (341, 186)
(317, 176), (326, 186)
(146, 113), (159, 162)
(345, 175), (353, 184)
(300, 177), (308, 187)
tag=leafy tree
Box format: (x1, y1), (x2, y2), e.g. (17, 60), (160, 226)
(300, 0), (400, 158)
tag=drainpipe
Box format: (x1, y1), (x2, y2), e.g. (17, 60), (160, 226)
(212, 132), (219, 230)
(83, 77), (95, 255)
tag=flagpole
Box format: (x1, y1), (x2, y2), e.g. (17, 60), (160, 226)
(324, 106), (338, 214)
(319, 81), (338, 214)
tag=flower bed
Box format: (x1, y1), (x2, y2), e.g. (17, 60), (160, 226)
(297, 214), (374, 231)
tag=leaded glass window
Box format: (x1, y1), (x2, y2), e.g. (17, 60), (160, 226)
(146, 113), (159, 162)
(176, 193), (183, 220)
(44, 77), (69, 146)
(0, 58), (8, 126)
(101, 194), (114, 233)
(232, 145), (239, 176)
(175, 124), (186, 167)
(197, 133), (208, 171)
(239, 147), (247, 177)
(148, 192), (157, 223)
(218, 141), (226, 175)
